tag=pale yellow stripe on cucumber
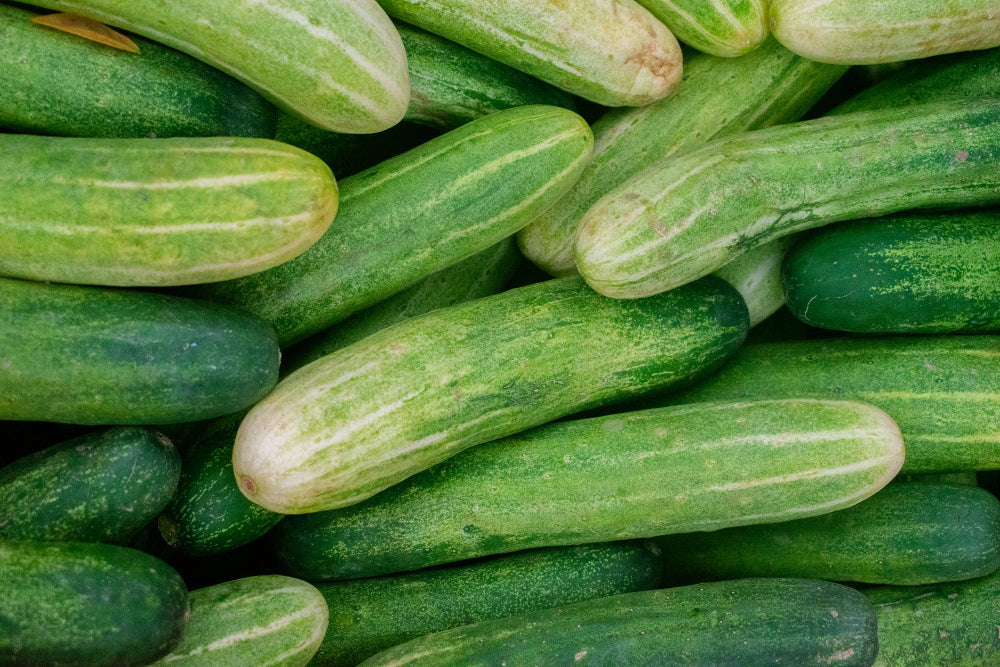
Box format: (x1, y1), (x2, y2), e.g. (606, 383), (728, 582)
(267, 637), (327, 667)
(780, 0), (989, 29)
(48, 170), (307, 190)
(3, 210), (320, 237)
(652, 0), (746, 51)
(652, 427), (898, 456)
(157, 607), (316, 662)
(43, 144), (306, 161)
(210, 587), (312, 610)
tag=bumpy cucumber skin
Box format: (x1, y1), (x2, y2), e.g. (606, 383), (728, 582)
(152, 575), (327, 666)
(313, 541), (663, 667)
(192, 105), (593, 346)
(0, 3), (276, 138)
(637, 0), (769, 57)
(771, 0), (1000, 65)
(0, 426), (180, 543)
(26, 0), (409, 133)
(0, 277), (280, 425)
(661, 336), (1000, 473)
(575, 99), (1000, 299)
(359, 579), (878, 666)
(0, 541), (189, 666)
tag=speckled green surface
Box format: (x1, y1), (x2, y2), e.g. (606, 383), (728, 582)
(637, 0), (768, 57)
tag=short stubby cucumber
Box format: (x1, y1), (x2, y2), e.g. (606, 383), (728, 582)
(191, 106), (593, 346)
(575, 98), (1000, 299)
(0, 135), (337, 287)
(234, 275), (748, 514)
(770, 0), (1000, 65)
(714, 235), (797, 327)
(358, 579), (879, 666)
(271, 398), (902, 580)
(376, 0), (683, 107)
(0, 277), (280, 425)
(24, 0), (410, 133)
(637, 0), (769, 57)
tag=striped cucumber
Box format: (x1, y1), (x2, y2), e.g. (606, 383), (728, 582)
(25, 0), (410, 133)
(314, 541), (663, 666)
(714, 235), (796, 327)
(271, 398), (902, 580)
(0, 135), (337, 287)
(359, 579), (878, 666)
(0, 277), (280, 425)
(376, 0), (682, 107)
(0, 426), (180, 543)
(190, 105), (592, 346)
(575, 98), (1000, 299)
(636, 0), (769, 57)
(660, 336), (1000, 473)
(152, 575), (327, 666)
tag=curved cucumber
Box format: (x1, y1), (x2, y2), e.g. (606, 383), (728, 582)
(0, 135), (337, 287)
(714, 235), (796, 327)
(637, 0), (769, 57)
(26, 0), (409, 133)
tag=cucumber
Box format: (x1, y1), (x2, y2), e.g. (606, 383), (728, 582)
(770, 0), (1000, 65)
(0, 134), (337, 287)
(152, 575), (327, 666)
(635, 0), (769, 57)
(895, 471), (979, 485)
(0, 3), (276, 138)
(314, 541), (663, 666)
(190, 105), (593, 346)
(235, 275), (748, 515)
(714, 235), (796, 327)
(271, 398), (901, 580)
(783, 210), (1000, 333)
(376, 0), (682, 107)
(24, 0), (410, 133)
(659, 336), (1000, 473)
(657, 483), (1000, 586)
(0, 541), (189, 666)
(0, 426), (180, 543)
(0, 277), (280, 425)
(359, 579), (878, 666)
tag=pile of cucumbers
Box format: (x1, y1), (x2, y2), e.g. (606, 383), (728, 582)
(2, 0), (1000, 664)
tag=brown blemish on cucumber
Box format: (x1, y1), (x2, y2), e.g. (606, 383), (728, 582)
(239, 474), (258, 496)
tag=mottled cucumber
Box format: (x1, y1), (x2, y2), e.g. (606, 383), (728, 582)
(636, 0), (769, 57)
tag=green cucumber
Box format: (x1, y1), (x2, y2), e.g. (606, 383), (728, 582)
(0, 134), (337, 287)
(895, 471), (979, 485)
(0, 277), (280, 425)
(659, 336), (1000, 473)
(359, 579), (878, 666)
(783, 210), (1000, 333)
(0, 3), (276, 138)
(0, 541), (189, 666)
(0, 426), (180, 543)
(314, 541), (663, 666)
(152, 575), (327, 666)
(191, 105), (592, 346)
(376, 0), (682, 107)
(272, 398), (901, 580)
(25, 0), (410, 133)
(657, 483), (1000, 586)
(575, 98), (1000, 299)
(770, 0), (1000, 65)
(517, 38), (846, 277)
(636, 0), (769, 57)
(236, 275), (748, 515)
(714, 235), (796, 327)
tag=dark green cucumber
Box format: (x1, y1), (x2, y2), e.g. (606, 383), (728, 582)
(783, 210), (1000, 333)
(895, 471), (979, 485)
(657, 483), (1000, 586)
(359, 579), (878, 666)
(0, 277), (280, 425)
(314, 541), (663, 667)
(0, 3), (276, 138)
(0, 541), (189, 666)
(0, 426), (180, 543)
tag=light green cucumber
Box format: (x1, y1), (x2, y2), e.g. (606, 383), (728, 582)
(636, 0), (769, 57)
(0, 134), (337, 287)
(575, 98), (1000, 299)
(770, 0), (1000, 65)
(153, 575), (327, 666)
(234, 275), (748, 515)
(190, 105), (592, 346)
(714, 235), (796, 327)
(376, 0), (682, 107)
(24, 0), (409, 133)
(516, 39), (847, 277)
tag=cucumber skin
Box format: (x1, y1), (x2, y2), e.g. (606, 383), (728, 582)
(0, 3), (275, 139)
(714, 235), (796, 327)
(575, 99), (1000, 299)
(0, 277), (280, 425)
(235, 275), (749, 515)
(313, 541), (663, 667)
(359, 579), (878, 666)
(660, 336), (1000, 473)
(658, 483), (1000, 586)
(0, 541), (189, 666)
(0, 426), (180, 543)
(637, 0), (769, 57)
